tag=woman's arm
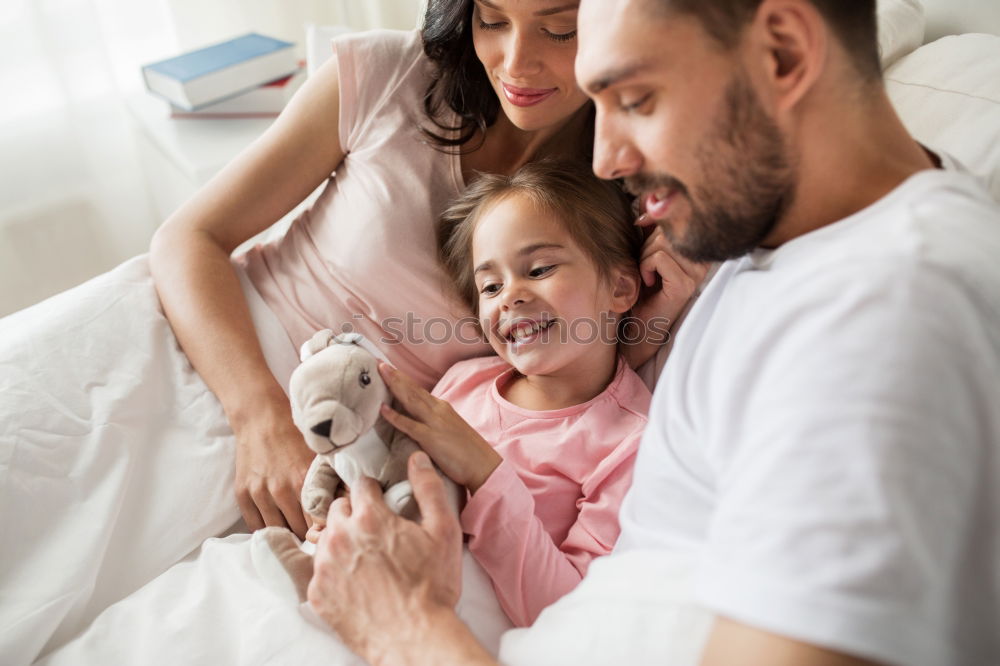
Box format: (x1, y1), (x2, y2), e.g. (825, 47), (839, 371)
(149, 56), (348, 538)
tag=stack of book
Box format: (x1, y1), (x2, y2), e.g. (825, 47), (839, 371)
(142, 33), (302, 118)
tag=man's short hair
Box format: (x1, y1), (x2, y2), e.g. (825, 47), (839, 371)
(656, 0), (881, 80)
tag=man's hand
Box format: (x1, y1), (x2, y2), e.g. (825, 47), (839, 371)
(308, 451), (467, 663)
(378, 362), (502, 493)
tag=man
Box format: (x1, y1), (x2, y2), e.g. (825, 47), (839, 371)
(308, 1), (1000, 664)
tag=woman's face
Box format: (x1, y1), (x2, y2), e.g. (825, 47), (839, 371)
(471, 0), (590, 132)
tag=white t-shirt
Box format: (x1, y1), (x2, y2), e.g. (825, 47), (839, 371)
(615, 166), (1000, 665)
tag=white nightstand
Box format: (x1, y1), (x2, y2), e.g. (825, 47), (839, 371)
(125, 92), (322, 249)
(124, 23), (353, 247)
(126, 92), (272, 215)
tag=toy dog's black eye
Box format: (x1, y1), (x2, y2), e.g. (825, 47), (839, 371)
(359, 370), (371, 387)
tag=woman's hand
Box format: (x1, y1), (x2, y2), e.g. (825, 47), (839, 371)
(231, 395), (315, 539)
(624, 216), (711, 368)
(378, 362), (501, 494)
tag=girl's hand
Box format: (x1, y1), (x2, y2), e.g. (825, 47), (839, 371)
(634, 215), (710, 329)
(232, 397), (315, 539)
(623, 216), (711, 368)
(377, 362), (501, 494)
(306, 520), (325, 544)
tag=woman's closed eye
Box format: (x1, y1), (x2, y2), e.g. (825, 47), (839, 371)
(542, 28), (576, 43)
(477, 19), (506, 31)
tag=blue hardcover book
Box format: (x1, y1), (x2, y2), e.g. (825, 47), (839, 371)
(142, 33), (297, 111)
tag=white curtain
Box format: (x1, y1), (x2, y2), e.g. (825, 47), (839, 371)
(0, 0), (423, 316)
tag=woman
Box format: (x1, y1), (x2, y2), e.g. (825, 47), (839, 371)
(150, 0), (595, 544)
(0, 1), (700, 661)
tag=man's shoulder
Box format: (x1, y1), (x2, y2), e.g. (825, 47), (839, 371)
(744, 169), (1000, 311)
(842, 168), (1000, 318)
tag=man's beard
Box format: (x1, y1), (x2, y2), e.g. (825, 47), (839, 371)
(626, 71), (796, 263)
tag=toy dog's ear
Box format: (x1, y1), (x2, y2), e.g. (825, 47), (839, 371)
(299, 329), (337, 362)
(333, 332), (363, 347)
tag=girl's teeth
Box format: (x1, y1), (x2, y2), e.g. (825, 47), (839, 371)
(510, 321), (552, 341)
(513, 325), (536, 341)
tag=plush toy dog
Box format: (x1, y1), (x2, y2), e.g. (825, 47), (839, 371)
(253, 330), (459, 601)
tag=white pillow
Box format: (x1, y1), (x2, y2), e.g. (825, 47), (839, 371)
(877, 0), (925, 68)
(885, 33), (1000, 200)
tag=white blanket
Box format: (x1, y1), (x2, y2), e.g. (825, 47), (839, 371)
(35, 543), (712, 666)
(0, 256), (244, 663)
(499, 550), (712, 665)
(33, 535), (513, 665)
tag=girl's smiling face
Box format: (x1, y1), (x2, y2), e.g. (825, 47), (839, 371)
(471, 192), (631, 381)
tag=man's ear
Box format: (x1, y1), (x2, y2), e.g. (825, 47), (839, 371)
(609, 267), (641, 314)
(748, 0), (827, 114)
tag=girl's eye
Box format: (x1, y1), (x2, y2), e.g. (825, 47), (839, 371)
(529, 265), (555, 278)
(543, 29), (577, 43)
(480, 283), (501, 296)
(621, 93), (653, 112)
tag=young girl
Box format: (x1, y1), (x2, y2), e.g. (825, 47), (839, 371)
(375, 160), (653, 627)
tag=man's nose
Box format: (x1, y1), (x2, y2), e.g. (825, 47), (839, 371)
(593, 112), (641, 180)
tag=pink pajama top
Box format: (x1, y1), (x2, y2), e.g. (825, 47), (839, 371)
(432, 356), (651, 627)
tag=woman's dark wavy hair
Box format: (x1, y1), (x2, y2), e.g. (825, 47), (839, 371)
(420, 0), (497, 152)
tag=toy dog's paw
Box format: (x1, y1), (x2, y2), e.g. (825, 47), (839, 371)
(250, 527), (312, 603)
(383, 480), (418, 520)
(302, 487), (334, 520)
(301, 457), (340, 520)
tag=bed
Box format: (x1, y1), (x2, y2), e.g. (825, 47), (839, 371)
(2, 1), (999, 664)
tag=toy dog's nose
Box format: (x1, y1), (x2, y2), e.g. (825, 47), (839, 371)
(311, 419), (333, 438)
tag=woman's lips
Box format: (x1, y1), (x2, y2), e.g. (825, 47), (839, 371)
(502, 83), (557, 107)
